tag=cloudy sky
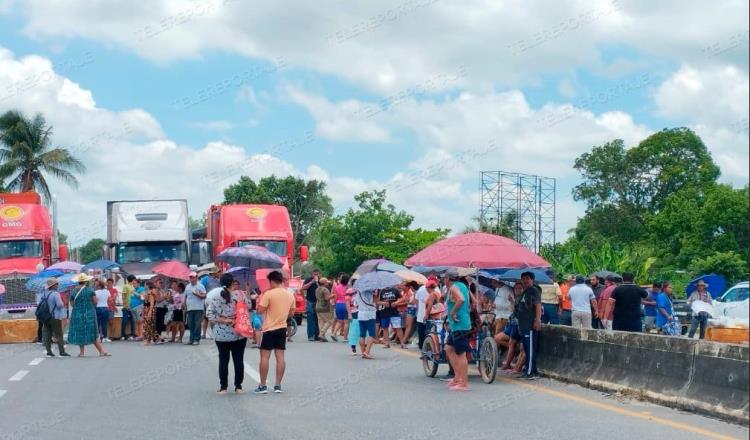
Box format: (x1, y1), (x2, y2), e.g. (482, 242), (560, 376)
(0, 0), (747, 247)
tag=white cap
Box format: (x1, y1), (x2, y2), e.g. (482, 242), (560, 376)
(189, 271), (197, 277)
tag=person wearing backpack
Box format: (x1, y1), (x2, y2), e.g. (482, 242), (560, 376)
(38, 278), (70, 357)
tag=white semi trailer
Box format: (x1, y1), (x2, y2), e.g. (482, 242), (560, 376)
(106, 199), (190, 279)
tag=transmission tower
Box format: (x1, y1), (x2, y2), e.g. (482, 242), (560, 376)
(479, 171), (556, 253)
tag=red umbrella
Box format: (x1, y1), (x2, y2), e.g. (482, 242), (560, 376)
(405, 232), (549, 269)
(152, 260), (192, 281)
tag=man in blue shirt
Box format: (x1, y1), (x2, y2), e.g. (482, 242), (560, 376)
(642, 282), (660, 331)
(656, 282), (674, 332)
(443, 273), (471, 392)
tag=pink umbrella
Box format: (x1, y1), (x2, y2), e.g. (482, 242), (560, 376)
(405, 232), (549, 269)
(152, 260), (192, 281)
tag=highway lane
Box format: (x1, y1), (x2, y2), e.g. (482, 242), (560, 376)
(0, 327), (747, 440)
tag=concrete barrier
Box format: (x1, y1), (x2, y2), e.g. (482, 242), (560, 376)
(0, 318), (38, 343)
(538, 325), (749, 424)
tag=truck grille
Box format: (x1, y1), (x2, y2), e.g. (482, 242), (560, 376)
(0, 274), (36, 310)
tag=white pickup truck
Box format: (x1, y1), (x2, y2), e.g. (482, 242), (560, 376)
(713, 281), (749, 321)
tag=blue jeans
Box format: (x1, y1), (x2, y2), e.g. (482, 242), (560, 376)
(96, 307), (110, 339)
(186, 310), (204, 343)
(306, 300), (319, 340)
(121, 309), (135, 338)
(542, 303), (559, 325)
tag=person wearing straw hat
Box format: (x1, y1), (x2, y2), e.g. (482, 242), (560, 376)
(42, 278), (70, 357)
(687, 280), (712, 339)
(68, 273), (110, 357)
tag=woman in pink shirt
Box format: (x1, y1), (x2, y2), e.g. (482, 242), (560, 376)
(331, 274), (351, 341)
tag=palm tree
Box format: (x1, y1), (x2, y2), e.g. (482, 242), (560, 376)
(0, 110), (85, 200)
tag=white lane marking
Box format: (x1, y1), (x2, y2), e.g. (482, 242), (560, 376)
(243, 362), (261, 384)
(29, 358), (44, 366)
(0, 390), (6, 399)
(9, 370), (29, 381)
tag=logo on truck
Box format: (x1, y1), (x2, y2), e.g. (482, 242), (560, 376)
(0, 205), (25, 227)
(246, 207), (267, 220)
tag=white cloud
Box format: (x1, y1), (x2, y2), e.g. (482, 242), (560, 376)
(0, 47), (305, 247)
(16, 0), (748, 93)
(655, 64), (749, 183)
(285, 85), (392, 142)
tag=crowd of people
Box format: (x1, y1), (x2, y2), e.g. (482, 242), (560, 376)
(34, 262), (709, 395)
(36, 266), (297, 394)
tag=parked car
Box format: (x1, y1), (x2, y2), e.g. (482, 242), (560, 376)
(713, 281), (749, 320)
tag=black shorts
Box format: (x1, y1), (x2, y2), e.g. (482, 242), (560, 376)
(259, 327), (287, 351)
(446, 330), (471, 355)
(172, 310), (184, 323)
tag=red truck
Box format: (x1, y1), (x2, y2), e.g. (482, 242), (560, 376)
(204, 204), (307, 273)
(0, 192), (68, 306)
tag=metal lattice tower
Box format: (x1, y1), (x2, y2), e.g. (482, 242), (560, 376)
(479, 171), (556, 253)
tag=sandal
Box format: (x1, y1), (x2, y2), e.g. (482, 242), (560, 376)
(235, 387), (244, 394)
(100, 352), (111, 357)
(217, 389), (228, 394)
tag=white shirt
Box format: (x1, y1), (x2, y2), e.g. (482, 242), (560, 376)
(184, 282), (207, 311)
(493, 285), (514, 319)
(569, 284), (595, 312)
(354, 291), (376, 321)
(415, 286), (428, 323)
(94, 289), (110, 308)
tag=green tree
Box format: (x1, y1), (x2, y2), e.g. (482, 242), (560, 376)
(0, 110), (86, 201)
(573, 128), (719, 212)
(648, 184), (749, 268)
(223, 175), (333, 252)
(188, 215), (206, 231)
(689, 251), (747, 284)
(312, 190), (448, 274)
(75, 238), (105, 264)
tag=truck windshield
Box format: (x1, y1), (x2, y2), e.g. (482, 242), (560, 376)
(116, 242), (188, 263)
(0, 240), (42, 259)
(237, 240), (287, 257)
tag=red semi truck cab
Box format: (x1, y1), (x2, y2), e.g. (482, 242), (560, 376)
(207, 204), (306, 273)
(0, 192), (68, 305)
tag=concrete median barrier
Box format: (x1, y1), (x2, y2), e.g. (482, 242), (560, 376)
(538, 325), (749, 423)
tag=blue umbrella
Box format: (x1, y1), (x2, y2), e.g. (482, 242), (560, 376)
(57, 273), (80, 291)
(82, 259), (120, 272)
(32, 269), (64, 279)
(25, 272), (81, 292)
(217, 245), (284, 270)
(353, 272), (402, 292)
(25, 277), (51, 292)
(686, 274), (727, 299)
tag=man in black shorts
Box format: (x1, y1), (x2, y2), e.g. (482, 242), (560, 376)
(254, 271), (296, 394)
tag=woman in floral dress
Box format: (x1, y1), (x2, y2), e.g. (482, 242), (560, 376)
(142, 281), (160, 345)
(67, 274), (110, 357)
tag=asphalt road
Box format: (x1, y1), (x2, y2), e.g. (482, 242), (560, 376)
(0, 326), (747, 440)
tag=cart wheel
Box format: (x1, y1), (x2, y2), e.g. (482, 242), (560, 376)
(421, 336), (440, 378)
(479, 336), (498, 384)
